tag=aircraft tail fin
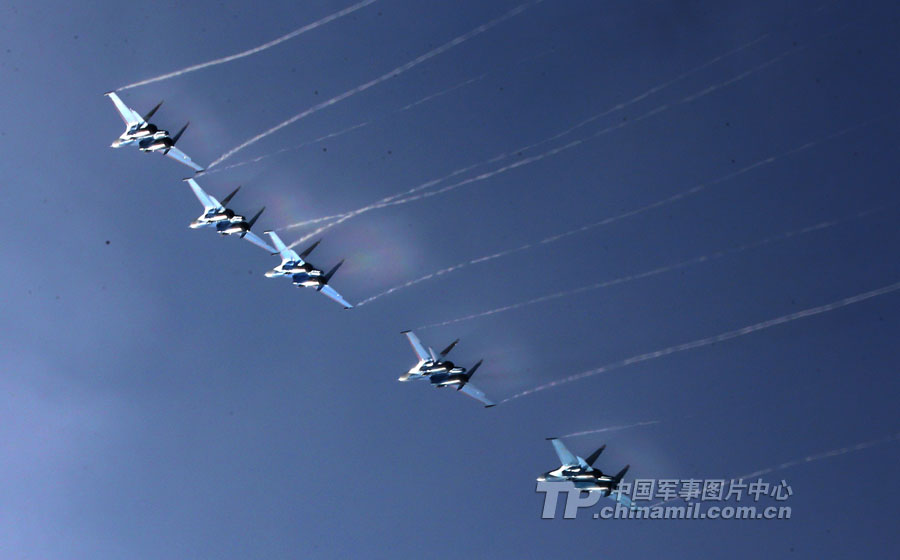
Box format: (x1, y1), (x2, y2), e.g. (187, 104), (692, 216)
(144, 100), (163, 122)
(299, 239), (321, 260)
(171, 122), (189, 146)
(439, 339), (459, 359)
(319, 259), (344, 287)
(611, 465), (630, 490)
(240, 207), (265, 238)
(585, 445), (606, 467)
(220, 185), (241, 207)
(457, 359), (483, 390)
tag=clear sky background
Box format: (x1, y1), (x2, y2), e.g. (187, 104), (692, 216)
(1, 1), (898, 558)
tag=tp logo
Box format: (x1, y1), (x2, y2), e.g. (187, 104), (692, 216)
(536, 481), (605, 519)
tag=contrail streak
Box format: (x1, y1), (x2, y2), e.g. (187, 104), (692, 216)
(210, 46), (562, 174)
(284, 45), (805, 246)
(208, 1), (542, 168)
(200, 121), (372, 175)
(397, 74), (488, 112)
(370, 46), (799, 208)
(512, 34), (768, 155)
(357, 115), (882, 307)
(501, 280), (900, 403)
(561, 420), (661, 439)
(279, 34), (772, 239)
(117, 0), (379, 90)
(204, 76), (486, 175)
(650, 432), (900, 508)
(413, 208), (885, 326)
(356, 243), (534, 305)
(734, 433), (900, 480)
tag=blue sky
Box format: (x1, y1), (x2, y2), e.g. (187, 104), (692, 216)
(1, 1), (898, 557)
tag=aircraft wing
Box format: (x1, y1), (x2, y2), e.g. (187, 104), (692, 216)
(549, 438), (579, 468)
(165, 146), (204, 172)
(267, 231), (302, 262)
(459, 383), (495, 407)
(242, 231), (276, 253)
(105, 91), (144, 126)
(185, 178), (217, 209)
(402, 331), (431, 362)
(319, 285), (353, 309)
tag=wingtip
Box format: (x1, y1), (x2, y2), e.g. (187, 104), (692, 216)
(485, 404), (496, 408)
(400, 330), (412, 334)
(545, 437), (558, 441)
(103, 90), (115, 96)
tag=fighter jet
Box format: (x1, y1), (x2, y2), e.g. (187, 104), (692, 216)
(538, 439), (632, 505)
(399, 330), (494, 407)
(264, 231), (353, 309)
(105, 91), (203, 172)
(184, 178), (274, 252)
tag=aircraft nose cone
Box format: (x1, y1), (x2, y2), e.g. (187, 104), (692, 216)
(265, 270), (278, 278)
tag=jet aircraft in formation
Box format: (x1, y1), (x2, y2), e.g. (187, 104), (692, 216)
(265, 231), (353, 309)
(105, 90), (633, 493)
(400, 331), (494, 407)
(185, 178), (274, 252)
(539, 439), (632, 505)
(105, 92), (204, 172)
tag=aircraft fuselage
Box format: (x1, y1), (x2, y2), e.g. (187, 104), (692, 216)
(191, 211), (237, 229)
(537, 467), (615, 492)
(291, 273), (327, 288)
(400, 360), (466, 384)
(111, 124), (169, 149)
(267, 261), (321, 278)
(216, 220), (250, 236)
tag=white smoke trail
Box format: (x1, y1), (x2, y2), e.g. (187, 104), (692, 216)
(356, 116), (882, 307)
(279, 34), (772, 239)
(735, 433), (900, 480)
(501, 280), (900, 403)
(284, 46), (805, 246)
(397, 74), (488, 112)
(200, 121), (372, 175)
(414, 209), (884, 326)
(371, 46), (799, 208)
(208, 1), (543, 168)
(117, 0), (379, 91)
(356, 242), (536, 305)
(281, 151), (507, 241)
(208, 46), (564, 174)
(649, 432), (900, 508)
(205, 76), (486, 175)
(561, 420), (662, 439)
(512, 34), (768, 155)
